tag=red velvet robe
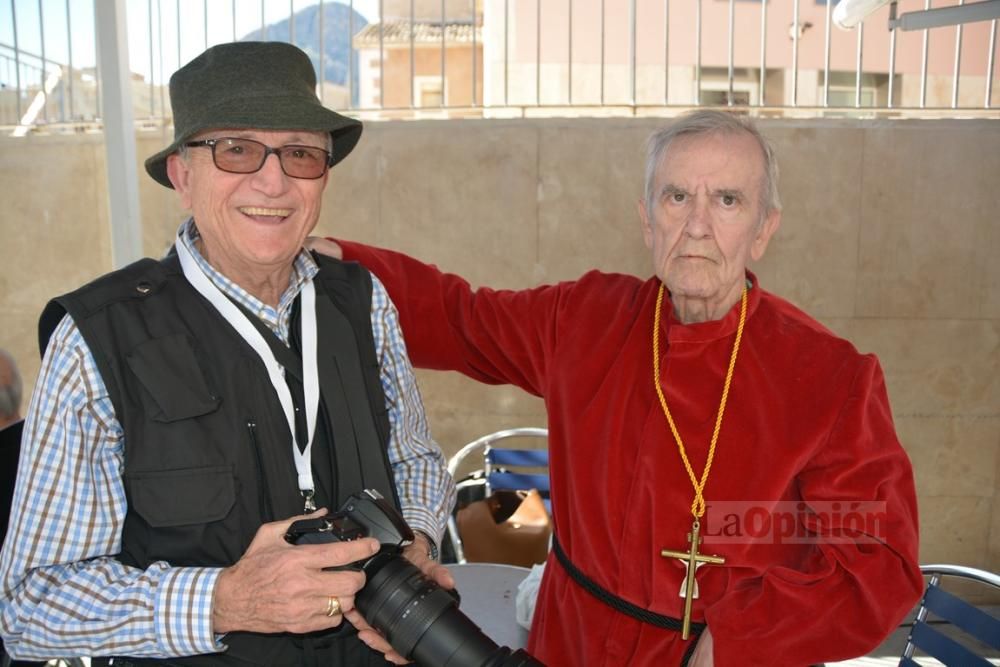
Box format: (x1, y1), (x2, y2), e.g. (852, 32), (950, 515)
(338, 241), (922, 667)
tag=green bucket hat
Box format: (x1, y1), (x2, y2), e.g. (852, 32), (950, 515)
(144, 41), (362, 188)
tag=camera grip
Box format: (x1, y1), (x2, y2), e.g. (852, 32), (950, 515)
(285, 515), (367, 545)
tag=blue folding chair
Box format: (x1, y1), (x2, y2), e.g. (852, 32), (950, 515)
(484, 445), (551, 513)
(899, 563), (1000, 666)
(445, 428), (549, 564)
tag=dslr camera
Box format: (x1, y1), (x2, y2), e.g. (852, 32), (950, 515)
(285, 489), (544, 667)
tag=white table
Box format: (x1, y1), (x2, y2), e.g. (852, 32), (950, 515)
(448, 562), (532, 650)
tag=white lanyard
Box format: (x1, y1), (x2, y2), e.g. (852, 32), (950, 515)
(175, 237), (320, 511)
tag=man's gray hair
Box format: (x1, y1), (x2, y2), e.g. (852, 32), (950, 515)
(644, 110), (781, 219)
(0, 348), (23, 421)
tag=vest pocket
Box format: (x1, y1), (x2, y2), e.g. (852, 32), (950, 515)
(129, 465), (235, 527)
(126, 332), (221, 422)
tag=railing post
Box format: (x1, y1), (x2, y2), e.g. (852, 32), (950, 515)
(987, 19), (997, 108)
(66, 0), (75, 119)
(319, 0), (325, 105)
(148, 0), (155, 117)
(442, 0), (447, 108)
(727, 0), (734, 106)
(760, 0), (768, 107)
(472, 0), (478, 106)
(537, 0), (542, 105)
(920, 0), (931, 108)
(855, 21), (864, 108)
(12, 0), (23, 121)
(824, 0), (832, 107)
(792, 0), (800, 107)
(630, 0), (637, 106)
(410, 0), (416, 108)
(951, 0), (965, 108)
(695, 0), (702, 105)
(664, 0), (669, 105)
(888, 1), (897, 108)
(38, 0), (48, 121)
(568, 0), (573, 104)
(600, 0), (605, 105)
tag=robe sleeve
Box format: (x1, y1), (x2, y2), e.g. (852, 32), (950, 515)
(706, 356), (923, 666)
(338, 240), (560, 397)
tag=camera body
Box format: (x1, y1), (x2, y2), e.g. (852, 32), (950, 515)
(285, 489), (544, 667)
(285, 488), (414, 556)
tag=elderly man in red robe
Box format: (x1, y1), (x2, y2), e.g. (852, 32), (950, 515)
(314, 110), (922, 666)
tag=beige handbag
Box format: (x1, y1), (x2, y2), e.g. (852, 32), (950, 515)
(455, 489), (552, 568)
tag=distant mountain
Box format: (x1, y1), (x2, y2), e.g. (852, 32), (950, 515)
(241, 2), (368, 101)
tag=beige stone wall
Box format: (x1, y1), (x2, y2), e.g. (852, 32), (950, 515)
(1, 118), (998, 578)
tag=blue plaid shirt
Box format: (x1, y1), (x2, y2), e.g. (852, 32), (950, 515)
(0, 221), (455, 660)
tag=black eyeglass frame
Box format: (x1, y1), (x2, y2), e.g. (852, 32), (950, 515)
(183, 137), (334, 179)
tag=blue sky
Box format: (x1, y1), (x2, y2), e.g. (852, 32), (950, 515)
(1, 0), (378, 86)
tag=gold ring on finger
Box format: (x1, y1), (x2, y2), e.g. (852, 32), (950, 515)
(326, 596), (342, 617)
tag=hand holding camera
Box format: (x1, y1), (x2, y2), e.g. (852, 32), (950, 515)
(285, 489), (545, 667)
(211, 508), (379, 636)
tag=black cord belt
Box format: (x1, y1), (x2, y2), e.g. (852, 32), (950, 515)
(551, 534), (703, 666)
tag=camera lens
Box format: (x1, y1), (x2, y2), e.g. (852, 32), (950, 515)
(286, 490), (546, 667)
(358, 553), (545, 667)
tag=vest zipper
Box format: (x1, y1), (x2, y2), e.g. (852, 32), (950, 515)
(247, 419), (275, 522)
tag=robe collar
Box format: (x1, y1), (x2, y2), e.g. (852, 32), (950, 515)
(661, 270), (762, 344)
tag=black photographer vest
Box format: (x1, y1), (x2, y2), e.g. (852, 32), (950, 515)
(39, 253), (397, 666)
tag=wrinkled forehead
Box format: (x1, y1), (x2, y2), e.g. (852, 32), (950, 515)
(658, 130), (767, 189)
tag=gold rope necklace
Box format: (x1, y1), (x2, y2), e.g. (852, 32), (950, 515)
(652, 281), (747, 638)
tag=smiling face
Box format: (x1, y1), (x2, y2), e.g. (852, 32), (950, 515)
(166, 128), (330, 301)
(639, 130), (780, 323)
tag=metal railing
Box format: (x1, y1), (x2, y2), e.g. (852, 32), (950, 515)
(0, 0), (997, 133)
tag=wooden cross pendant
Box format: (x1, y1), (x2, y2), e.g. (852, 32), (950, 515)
(660, 519), (725, 639)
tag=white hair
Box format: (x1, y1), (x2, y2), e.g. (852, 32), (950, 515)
(644, 110), (782, 221)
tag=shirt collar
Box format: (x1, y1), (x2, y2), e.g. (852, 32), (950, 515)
(177, 218), (319, 338)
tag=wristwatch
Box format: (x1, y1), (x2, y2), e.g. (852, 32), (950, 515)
(415, 530), (439, 561)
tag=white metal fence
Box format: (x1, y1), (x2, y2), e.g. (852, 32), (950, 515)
(1, 0), (997, 133)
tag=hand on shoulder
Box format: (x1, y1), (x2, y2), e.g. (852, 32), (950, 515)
(306, 237), (343, 260)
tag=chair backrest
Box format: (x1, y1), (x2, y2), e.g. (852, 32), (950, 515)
(446, 428), (549, 564)
(484, 445), (550, 511)
(899, 564), (1000, 667)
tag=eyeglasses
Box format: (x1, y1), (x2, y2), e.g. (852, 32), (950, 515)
(184, 137), (332, 179)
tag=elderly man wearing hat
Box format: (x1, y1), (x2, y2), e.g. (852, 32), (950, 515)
(0, 42), (455, 666)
